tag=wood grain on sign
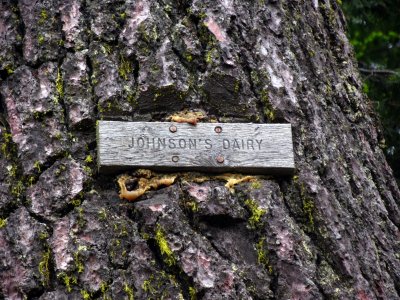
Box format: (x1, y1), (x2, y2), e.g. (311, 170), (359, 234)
(97, 121), (295, 175)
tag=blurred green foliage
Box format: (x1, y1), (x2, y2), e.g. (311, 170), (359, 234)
(342, 0), (400, 181)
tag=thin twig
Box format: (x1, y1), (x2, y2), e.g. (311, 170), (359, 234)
(359, 68), (399, 76)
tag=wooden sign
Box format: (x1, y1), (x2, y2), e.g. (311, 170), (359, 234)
(97, 121), (295, 175)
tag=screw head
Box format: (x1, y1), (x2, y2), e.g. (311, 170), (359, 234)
(172, 156), (179, 162)
(216, 154), (224, 163)
(169, 125), (177, 133)
(214, 126), (222, 133)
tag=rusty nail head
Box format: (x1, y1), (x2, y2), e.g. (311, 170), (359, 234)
(169, 125), (177, 133)
(172, 156), (179, 162)
(216, 154), (224, 163)
(214, 126), (222, 133)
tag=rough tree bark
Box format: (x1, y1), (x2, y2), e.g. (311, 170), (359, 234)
(1, 0), (400, 299)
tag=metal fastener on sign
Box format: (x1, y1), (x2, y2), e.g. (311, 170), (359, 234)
(169, 125), (177, 133)
(216, 155), (224, 163)
(172, 156), (179, 162)
(214, 126), (222, 133)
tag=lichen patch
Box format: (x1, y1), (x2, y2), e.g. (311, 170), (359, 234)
(166, 110), (207, 125)
(118, 171), (177, 201)
(118, 170), (260, 202)
(215, 174), (256, 193)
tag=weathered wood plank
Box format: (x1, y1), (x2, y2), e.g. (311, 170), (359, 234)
(97, 121), (295, 175)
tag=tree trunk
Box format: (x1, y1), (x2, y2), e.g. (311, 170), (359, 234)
(1, 0), (400, 299)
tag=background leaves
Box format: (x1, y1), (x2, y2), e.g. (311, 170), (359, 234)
(342, 0), (400, 182)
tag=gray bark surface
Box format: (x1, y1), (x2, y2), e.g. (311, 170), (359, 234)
(0, 0), (399, 299)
